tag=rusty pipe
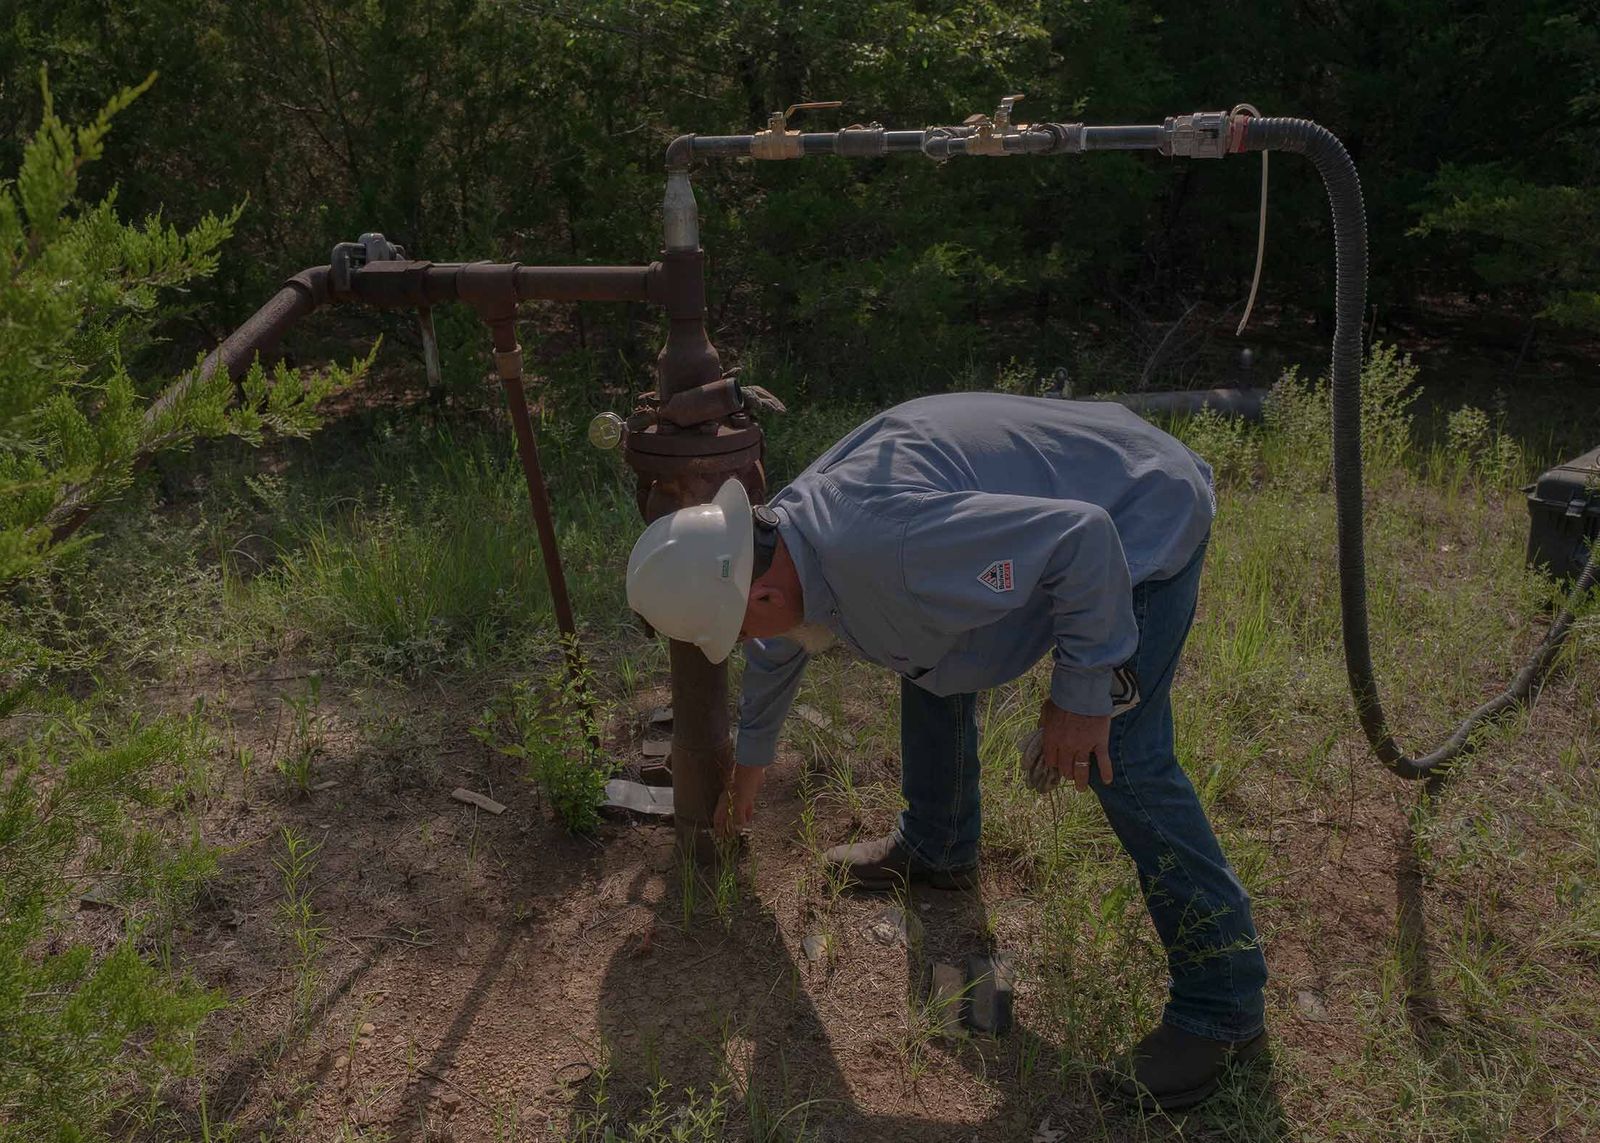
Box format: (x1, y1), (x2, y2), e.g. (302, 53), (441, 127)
(658, 378), (743, 427)
(342, 260), (658, 309)
(47, 267), (331, 548)
(628, 156), (755, 855)
(644, 469), (765, 858)
(186, 266), (330, 414)
(479, 314), (593, 724)
(515, 265), (654, 302)
(654, 249), (722, 399)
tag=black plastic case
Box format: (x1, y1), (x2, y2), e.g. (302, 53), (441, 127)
(1525, 444), (1600, 579)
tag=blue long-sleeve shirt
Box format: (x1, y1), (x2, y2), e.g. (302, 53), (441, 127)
(735, 393), (1215, 768)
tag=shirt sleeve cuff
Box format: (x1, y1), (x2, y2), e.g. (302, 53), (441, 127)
(1050, 665), (1114, 717)
(733, 729), (779, 769)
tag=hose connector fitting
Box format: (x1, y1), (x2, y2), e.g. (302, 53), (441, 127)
(1160, 111), (1232, 158)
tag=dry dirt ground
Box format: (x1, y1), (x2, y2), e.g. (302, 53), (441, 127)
(128, 626), (1600, 1143)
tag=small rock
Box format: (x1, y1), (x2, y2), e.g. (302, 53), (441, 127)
(1032, 1116), (1066, 1143)
(866, 907), (907, 946)
(792, 703), (834, 730)
(1296, 988), (1330, 1021)
(451, 787), (506, 815)
(78, 882), (122, 910)
(334, 1054), (349, 1071)
(641, 738), (672, 758)
(802, 933), (832, 962)
(645, 705), (673, 726)
(554, 1062), (593, 1087)
(359, 1022), (375, 1036)
(439, 1091), (462, 1113)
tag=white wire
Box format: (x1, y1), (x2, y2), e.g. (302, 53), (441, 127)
(1232, 103), (1268, 336)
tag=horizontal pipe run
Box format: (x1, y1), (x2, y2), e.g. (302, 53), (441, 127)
(800, 130), (935, 156)
(688, 135), (754, 157)
(1103, 387), (1267, 420)
(337, 261), (659, 309)
(688, 131), (939, 160)
(1080, 125), (1165, 151)
(682, 122), (1163, 163)
(514, 265), (653, 302)
(671, 112), (1235, 168)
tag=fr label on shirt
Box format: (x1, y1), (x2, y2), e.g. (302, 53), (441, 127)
(977, 559), (1015, 593)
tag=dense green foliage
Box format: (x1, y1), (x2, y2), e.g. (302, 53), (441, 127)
(2, 1), (1595, 399)
(0, 74), (367, 593)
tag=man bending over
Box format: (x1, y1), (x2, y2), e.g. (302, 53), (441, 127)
(625, 392), (1268, 1110)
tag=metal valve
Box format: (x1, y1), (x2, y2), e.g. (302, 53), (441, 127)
(962, 94), (1028, 156)
(751, 100), (843, 160)
(330, 231), (406, 296)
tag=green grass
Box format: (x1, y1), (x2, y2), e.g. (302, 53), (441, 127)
(1, 355), (1595, 1140)
(0, 696), (223, 1142)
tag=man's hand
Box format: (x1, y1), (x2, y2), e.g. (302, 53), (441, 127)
(714, 763), (767, 837)
(1038, 700), (1112, 792)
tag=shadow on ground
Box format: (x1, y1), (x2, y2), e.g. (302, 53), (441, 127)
(582, 857), (1289, 1142)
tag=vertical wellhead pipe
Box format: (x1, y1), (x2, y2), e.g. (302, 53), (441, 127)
(663, 171), (699, 253)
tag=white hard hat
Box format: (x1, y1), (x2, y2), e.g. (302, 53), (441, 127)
(626, 478), (755, 664)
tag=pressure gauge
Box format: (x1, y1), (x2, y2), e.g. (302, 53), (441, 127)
(587, 412), (625, 450)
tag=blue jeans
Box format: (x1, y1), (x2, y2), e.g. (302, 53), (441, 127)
(895, 541), (1268, 1042)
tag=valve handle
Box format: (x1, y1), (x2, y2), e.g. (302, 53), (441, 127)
(768, 100), (843, 132)
(994, 94), (1025, 131)
(784, 100), (843, 121)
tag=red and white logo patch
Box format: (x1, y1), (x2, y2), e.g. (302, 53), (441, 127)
(977, 559), (1015, 593)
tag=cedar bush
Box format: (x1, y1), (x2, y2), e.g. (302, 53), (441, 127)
(0, 71), (364, 590)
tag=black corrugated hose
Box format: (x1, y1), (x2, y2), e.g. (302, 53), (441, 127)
(1240, 117), (1599, 781)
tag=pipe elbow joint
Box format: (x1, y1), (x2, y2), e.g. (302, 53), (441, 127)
(286, 265), (333, 307)
(665, 134), (697, 171)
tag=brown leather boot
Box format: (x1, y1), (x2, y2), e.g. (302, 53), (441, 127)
(821, 833), (978, 892)
(1101, 1022), (1269, 1112)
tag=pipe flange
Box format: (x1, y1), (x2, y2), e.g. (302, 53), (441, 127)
(625, 421), (763, 459)
(625, 439), (764, 481)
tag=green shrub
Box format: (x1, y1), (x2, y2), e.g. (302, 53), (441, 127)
(476, 663), (612, 834)
(0, 72), (366, 691)
(1445, 404), (1526, 489)
(1175, 407), (1262, 488)
(1262, 343), (1421, 484)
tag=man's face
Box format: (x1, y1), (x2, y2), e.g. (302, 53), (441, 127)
(739, 584), (836, 652)
(738, 585), (798, 642)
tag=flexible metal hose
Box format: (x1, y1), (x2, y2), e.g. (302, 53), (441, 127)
(1240, 117), (1598, 780)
